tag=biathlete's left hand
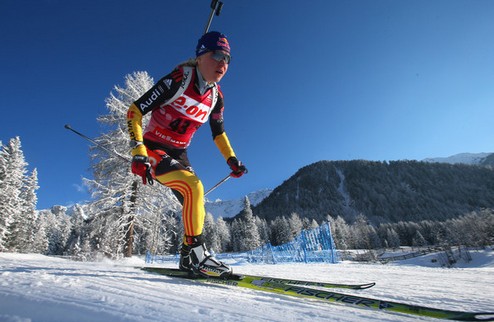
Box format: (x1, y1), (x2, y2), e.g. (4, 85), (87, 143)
(227, 157), (247, 178)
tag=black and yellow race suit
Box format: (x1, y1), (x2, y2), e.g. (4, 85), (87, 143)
(127, 65), (236, 238)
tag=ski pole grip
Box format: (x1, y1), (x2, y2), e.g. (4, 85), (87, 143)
(216, 2), (223, 15)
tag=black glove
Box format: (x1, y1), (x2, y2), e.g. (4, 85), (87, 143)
(131, 155), (154, 185)
(227, 157), (247, 178)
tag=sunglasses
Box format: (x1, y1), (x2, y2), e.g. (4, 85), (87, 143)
(211, 51), (231, 64)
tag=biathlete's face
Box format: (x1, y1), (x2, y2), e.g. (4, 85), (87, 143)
(197, 50), (230, 83)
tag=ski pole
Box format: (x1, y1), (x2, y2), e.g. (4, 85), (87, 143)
(65, 124), (234, 194)
(204, 0), (223, 34)
(64, 124), (131, 163)
(204, 174), (231, 196)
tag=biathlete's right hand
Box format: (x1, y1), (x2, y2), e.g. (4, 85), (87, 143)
(131, 155), (154, 185)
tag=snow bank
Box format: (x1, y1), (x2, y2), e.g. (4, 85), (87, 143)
(0, 250), (493, 322)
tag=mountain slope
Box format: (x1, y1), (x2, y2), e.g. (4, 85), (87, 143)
(480, 153), (494, 166)
(252, 160), (494, 224)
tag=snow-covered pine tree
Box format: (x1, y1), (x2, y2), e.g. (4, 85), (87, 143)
(0, 137), (28, 251)
(65, 204), (88, 258)
(203, 212), (221, 253)
(31, 214), (49, 254)
(42, 206), (72, 255)
(133, 186), (182, 255)
(230, 218), (244, 252)
(455, 210), (494, 247)
(352, 214), (381, 250)
(304, 218), (319, 230)
(84, 71), (181, 258)
(0, 139), (9, 251)
(234, 197), (261, 251)
(385, 227), (401, 249)
(288, 212), (303, 238)
(270, 216), (292, 246)
(84, 204), (126, 258)
(84, 72), (150, 258)
(327, 215), (349, 250)
(215, 217), (231, 253)
(412, 230), (427, 247)
(16, 168), (39, 252)
(254, 216), (270, 245)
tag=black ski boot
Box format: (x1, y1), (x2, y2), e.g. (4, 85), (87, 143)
(180, 235), (232, 278)
(179, 244), (192, 272)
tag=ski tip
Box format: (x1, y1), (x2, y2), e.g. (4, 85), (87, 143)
(64, 124), (71, 129)
(359, 282), (376, 289)
(471, 312), (494, 321)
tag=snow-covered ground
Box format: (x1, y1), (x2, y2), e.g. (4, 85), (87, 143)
(0, 250), (493, 322)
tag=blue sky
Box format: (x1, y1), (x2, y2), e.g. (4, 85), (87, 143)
(1, 0), (493, 209)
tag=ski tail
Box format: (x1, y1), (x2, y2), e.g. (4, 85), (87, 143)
(469, 313), (494, 322)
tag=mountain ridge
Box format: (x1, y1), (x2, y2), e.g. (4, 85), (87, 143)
(207, 152), (494, 223)
(250, 158), (494, 224)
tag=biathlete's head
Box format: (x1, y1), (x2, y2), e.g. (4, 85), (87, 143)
(195, 31), (231, 83)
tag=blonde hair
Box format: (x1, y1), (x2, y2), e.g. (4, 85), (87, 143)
(178, 58), (198, 68)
